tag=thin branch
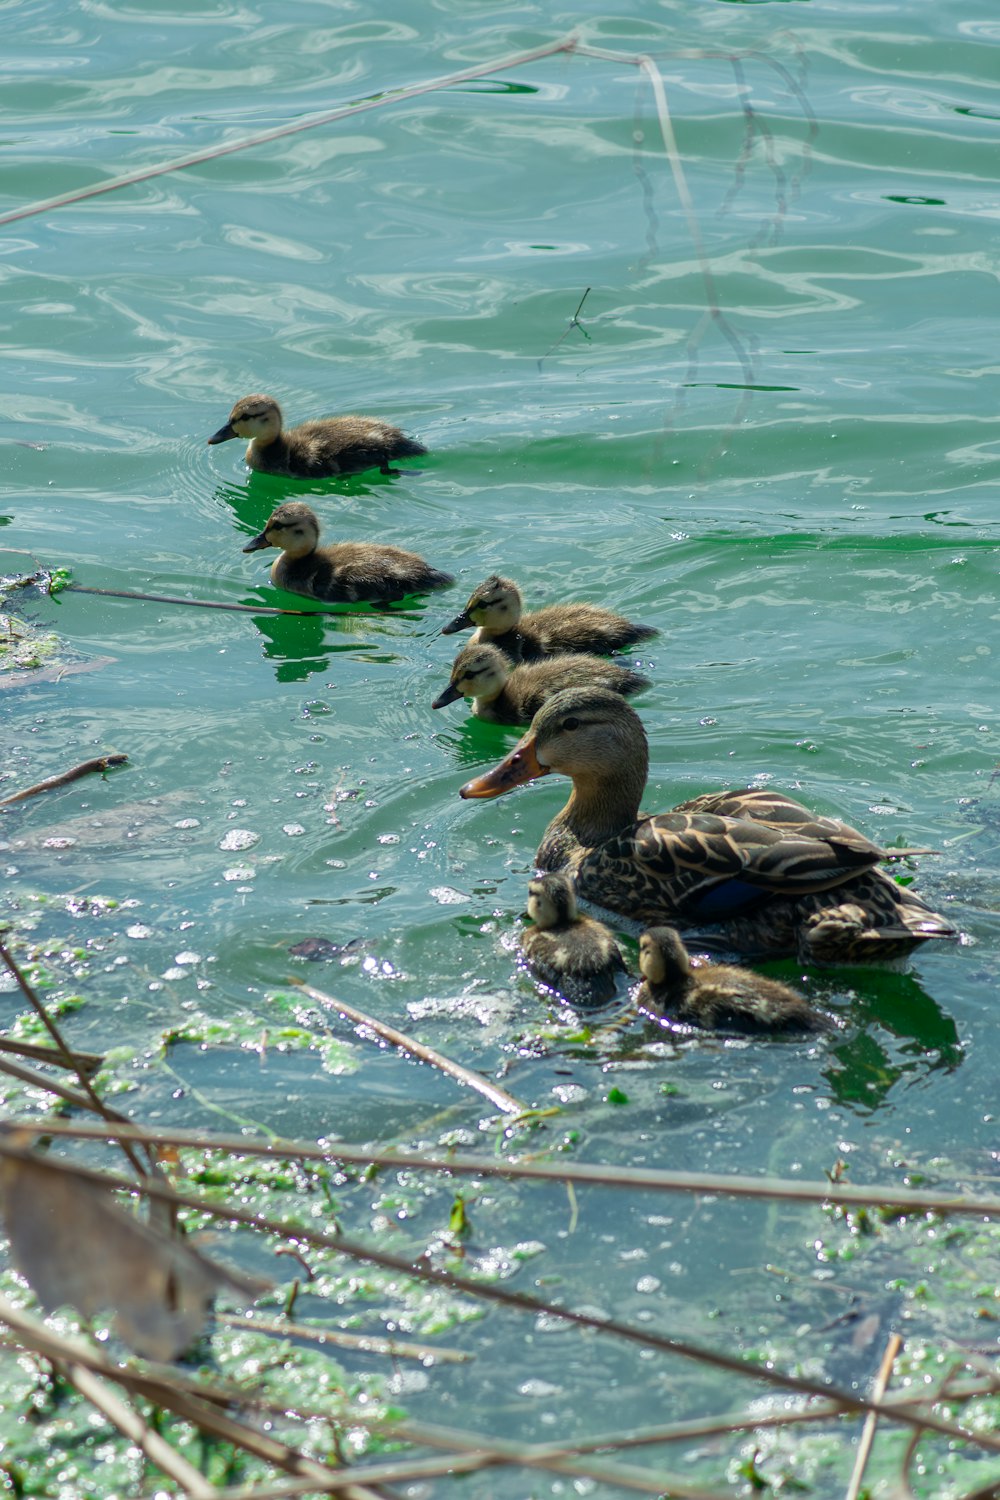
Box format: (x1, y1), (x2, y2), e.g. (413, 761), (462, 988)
(211, 1444), (724, 1500)
(0, 35), (583, 227)
(219, 1311), (471, 1365)
(845, 1332), (902, 1500)
(0, 1052), (119, 1110)
(536, 287), (592, 370)
(0, 1036), (104, 1075)
(291, 978), (526, 1116)
(24, 1118), (1000, 1219)
(0, 754), (127, 808)
(65, 584), (416, 620)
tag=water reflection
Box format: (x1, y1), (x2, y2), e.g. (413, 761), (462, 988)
(822, 970), (963, 1110)
(431, 714), (523, 769)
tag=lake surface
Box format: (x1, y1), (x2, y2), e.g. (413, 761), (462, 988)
(2, 0), (999, 1493)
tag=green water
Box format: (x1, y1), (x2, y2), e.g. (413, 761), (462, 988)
(3, 0), (1000, 1492)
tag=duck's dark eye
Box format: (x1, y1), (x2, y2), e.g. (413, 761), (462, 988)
(561, 716), (580, 732)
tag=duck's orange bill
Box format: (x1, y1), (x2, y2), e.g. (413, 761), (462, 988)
(459, 732), (549, 799)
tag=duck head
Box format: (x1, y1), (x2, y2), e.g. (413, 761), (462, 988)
(639, 927), (691, 986)
(209, 394), (283, 447)
(432, 641), (510, 709)
(243, 501), (320, 557)
(459, 685), (648, 799)
(526, 871), (579, 929)
(442, 574), (522, 635)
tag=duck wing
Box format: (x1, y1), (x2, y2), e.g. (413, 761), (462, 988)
(717, 869), (958, 962)
(674, 788), (886, 858)
(574, 809), (882, 924)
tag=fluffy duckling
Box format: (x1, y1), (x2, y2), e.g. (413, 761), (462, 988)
(520, 872), (626, 1005)
(636, 926), (831, 1034)
(431, 641), (649, 725)
(208, 394), (427, 479)
(441, 574), (658, 664)
(242, 502), (453, 604)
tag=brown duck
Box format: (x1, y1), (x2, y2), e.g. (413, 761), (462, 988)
(459, 686), (957, 963)
(242, 502), (452, 604)
(441, 573), (658, 663)
(431, 641), (649, 725)
(208, 394), (426, 478)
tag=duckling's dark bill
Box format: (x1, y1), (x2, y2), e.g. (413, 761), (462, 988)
(242, 529), (272, 552)
(207, 422), (237, 445)
(431, 683), (463, 709)
(441, 610), (473, 635)
(459, 734), (549, 798)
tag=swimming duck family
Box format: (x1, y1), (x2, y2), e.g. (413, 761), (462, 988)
(460, 686), (956, 964)
(441, 573), (658, 663)
(243, 502), (453, 604)
(635, 926), (832, 1033)
(431, 641), (649, 724)
(520, 871), (626, 1005)
(209, 394), (426, 479)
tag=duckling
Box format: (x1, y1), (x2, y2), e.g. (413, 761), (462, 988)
(636, 926), (832, 1034)
(431, 641), (649, 725)
(242, 501), (453, 604)
(520, 871), (626, 1005)
(208, 394), (427, 479)
(441, 574), (658, 664)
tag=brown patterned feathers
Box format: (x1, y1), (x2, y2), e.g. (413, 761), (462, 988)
(242, 502), (453, 604)
(431, 641), (649, 725)
(459, 686), (957, 963)
(209, 394), (426, 479)
(520, 872), (626, 1005)
(440, 573), (658, 663)
(635, 926), (833, 1034)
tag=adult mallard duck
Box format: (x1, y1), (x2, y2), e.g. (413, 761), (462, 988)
(208, 394), (426, 478)
(242, 502), (453, 604)
(520, 871), (626, 1005)
(431, 641), (649, 725)
(459, 686), (957, 963)
(440, 574), (658, 664)
(635, 926), (832, 1033)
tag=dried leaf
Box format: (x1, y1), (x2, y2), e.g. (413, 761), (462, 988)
(0, 1147), (264, 1360)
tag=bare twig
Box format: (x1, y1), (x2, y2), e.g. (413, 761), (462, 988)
(0, 1036), (104, 1075)
(220, 1311), (471, 1365)
(0, 658), (117, 691)
(536, 287), (592, 370)
(0, 35), (584, 228)
(0, 1053), (112, 1110)
(291, 978), (526, 1116)
(211, 1447), (724, 1500)
(0, 754), (127, 808)
(65, 584), (417, 620)
(845, 1331), (902, 1500)
(22, 1118), (1000, 1219)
